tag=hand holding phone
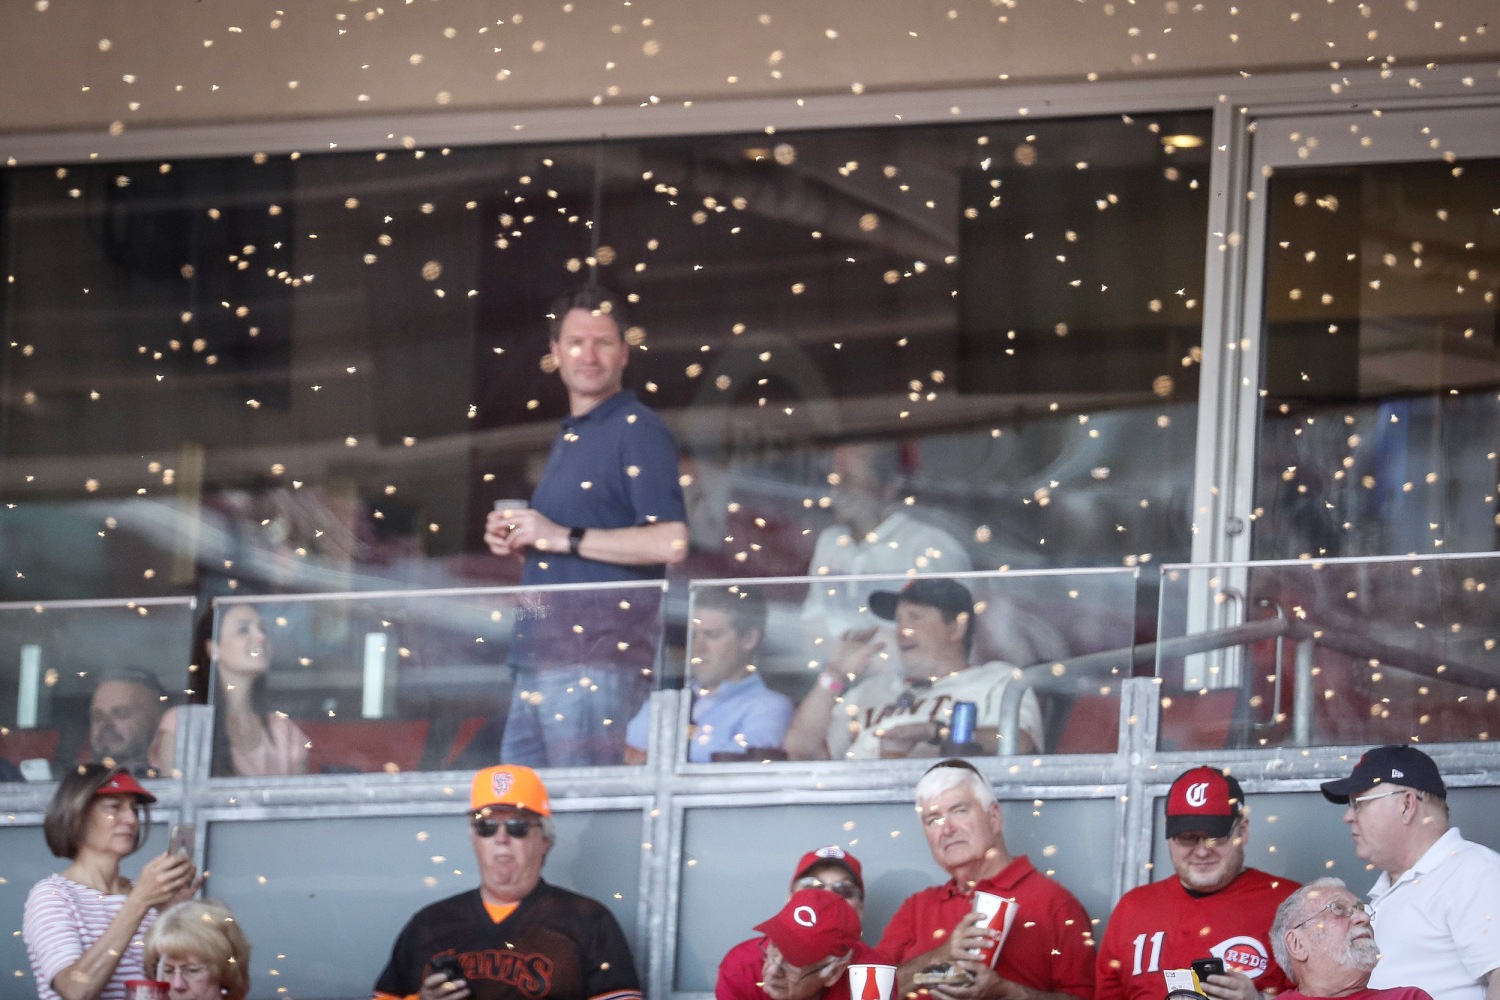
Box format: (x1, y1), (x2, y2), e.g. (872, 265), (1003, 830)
(430, 956), (465, 984)
(1191, 958), (1225, 984)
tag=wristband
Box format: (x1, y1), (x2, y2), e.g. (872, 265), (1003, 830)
(568, 526), (586, 557)
(817, 672), (847, 695)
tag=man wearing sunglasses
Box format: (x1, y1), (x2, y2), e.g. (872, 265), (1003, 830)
(717, 888), (884, 1000)
(718, 846), (873, 998)
(1268, 878), (1432, 1000)
(1321, 745), (1500, 1000)
(372, 765), (641, 1000)
(1097, 767), (1299, 1000)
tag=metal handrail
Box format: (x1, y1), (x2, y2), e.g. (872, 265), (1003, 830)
(997, 614), (1497, 754)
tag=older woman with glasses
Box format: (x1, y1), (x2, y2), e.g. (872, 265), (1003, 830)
(23, 764), (198, 1000)
(143, 900), (251, 1000)
(717, 846), (884, 1000)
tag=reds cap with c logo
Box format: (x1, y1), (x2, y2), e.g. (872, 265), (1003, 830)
(1165, 766), (1243, 839)
(753, 888), (861, 968)
(470, 765), (551, 816)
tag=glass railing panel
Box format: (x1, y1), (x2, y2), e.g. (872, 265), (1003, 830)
(1156, 553), (1500, 750)
(667, 567), (1138, 764)
(195, 582), (665, 777)
(0, 597), (195, 781)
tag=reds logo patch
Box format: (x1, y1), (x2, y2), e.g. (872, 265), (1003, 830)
(1211, 937), (1271, 978)
(491, 772), (514, 797)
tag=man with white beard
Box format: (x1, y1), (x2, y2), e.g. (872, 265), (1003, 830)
(1269, 878), (1432, 1000)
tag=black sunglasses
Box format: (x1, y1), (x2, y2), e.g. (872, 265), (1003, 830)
(471, 815), (540, 839)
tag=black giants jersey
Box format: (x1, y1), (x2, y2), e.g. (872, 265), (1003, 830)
(373, 881), (641, 1000)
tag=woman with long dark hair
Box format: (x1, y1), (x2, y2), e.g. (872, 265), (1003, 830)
(151, 604), (308, 777)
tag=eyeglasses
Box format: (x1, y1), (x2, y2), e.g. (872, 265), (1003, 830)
(1349, 788), (1405, 812)
(760, 941), (832, 983)
(1291, 898), (1367, 930)
(158, 960), (213, 982)
(1169, 824), (1240, 850)
(471, 815), (540, 839)
(793, 875), (863, 902)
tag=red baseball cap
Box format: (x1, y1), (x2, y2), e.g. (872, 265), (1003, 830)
(755, 888), (861, 968)
(95, 770), (157, 804)
(1165, 766), (1242, 839)
(793, 845), (864, 890)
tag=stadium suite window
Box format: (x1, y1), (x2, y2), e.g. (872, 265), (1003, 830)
(0, 111), (1210, 608)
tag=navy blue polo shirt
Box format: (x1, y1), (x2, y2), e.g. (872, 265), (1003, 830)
(510, 390), (684, 672)
(521, 389), (685, 586)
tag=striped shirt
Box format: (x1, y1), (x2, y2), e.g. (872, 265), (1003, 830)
(23, 873), (159, 1000)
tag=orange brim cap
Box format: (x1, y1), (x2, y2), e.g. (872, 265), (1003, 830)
(470, 765), (551, 816)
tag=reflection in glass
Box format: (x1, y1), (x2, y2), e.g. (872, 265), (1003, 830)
(1256, 158), (1500, 563)
(1, 113), (1208, 631)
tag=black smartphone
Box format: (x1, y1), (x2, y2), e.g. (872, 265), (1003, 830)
(1191, 958), (1225, 983)
(430, 956), (465, 983)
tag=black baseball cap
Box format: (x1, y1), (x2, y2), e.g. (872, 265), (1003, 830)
(1320, 744), (1447, 804)
(869, 578), (974, 621)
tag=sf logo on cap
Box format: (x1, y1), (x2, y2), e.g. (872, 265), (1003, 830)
(492, 773), (514, 796)
(1185, 782), (1210, 808)
(794, 906), (818, 928)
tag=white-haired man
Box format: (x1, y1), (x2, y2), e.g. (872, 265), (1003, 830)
(877, 759), (1095, 1000)
(1269, 878), (1431, 1000)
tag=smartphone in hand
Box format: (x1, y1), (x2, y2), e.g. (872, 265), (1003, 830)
(430, 956), (465, 984)
(1191, 958), (1226, 984)
(168, 823), (196, 858)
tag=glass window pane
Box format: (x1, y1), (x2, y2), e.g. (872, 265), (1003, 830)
(1156, 554), (1500, 749)
(0, 599), (194, 778)
(2, 112), (1209, 615)
(677, 568), (1137, 764)
(195, 583), (663, 776)
(1254, 158), (1500, 562)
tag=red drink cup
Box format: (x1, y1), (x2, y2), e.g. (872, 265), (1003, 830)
(970, 891), (1018, 969)
(124, 981), (169, 1000)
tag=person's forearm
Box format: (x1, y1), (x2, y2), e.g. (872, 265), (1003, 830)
(783, 683), (837, 760)
(51, 899), (152, 1000)
(573, 521), (687, 566)
(895, 946), (948, 997)
(1482, 968), (1498, 1000)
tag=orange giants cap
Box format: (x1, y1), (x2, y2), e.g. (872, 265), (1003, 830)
(470, 765), (551, 816)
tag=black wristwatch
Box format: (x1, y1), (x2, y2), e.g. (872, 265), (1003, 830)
(567, 526), (586, 556)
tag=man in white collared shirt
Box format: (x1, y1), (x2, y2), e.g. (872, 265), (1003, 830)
(1321, 745), (1500, 1000)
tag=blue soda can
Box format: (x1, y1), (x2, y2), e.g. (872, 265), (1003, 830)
(950, 700), (978, 746)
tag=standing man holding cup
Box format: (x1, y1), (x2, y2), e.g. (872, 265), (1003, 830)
(483, 286), (688, 767)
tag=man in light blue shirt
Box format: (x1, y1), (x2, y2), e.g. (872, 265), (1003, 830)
(626, 586), (793, 763)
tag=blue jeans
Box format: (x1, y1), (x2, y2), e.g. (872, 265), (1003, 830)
(500, 664), (650, 767)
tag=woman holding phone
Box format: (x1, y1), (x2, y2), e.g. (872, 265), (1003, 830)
(151, 604), (309, 777)
(24, 764), (198, 1000)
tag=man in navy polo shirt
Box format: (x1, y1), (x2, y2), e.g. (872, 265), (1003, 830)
(484, 286), (687, 767)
